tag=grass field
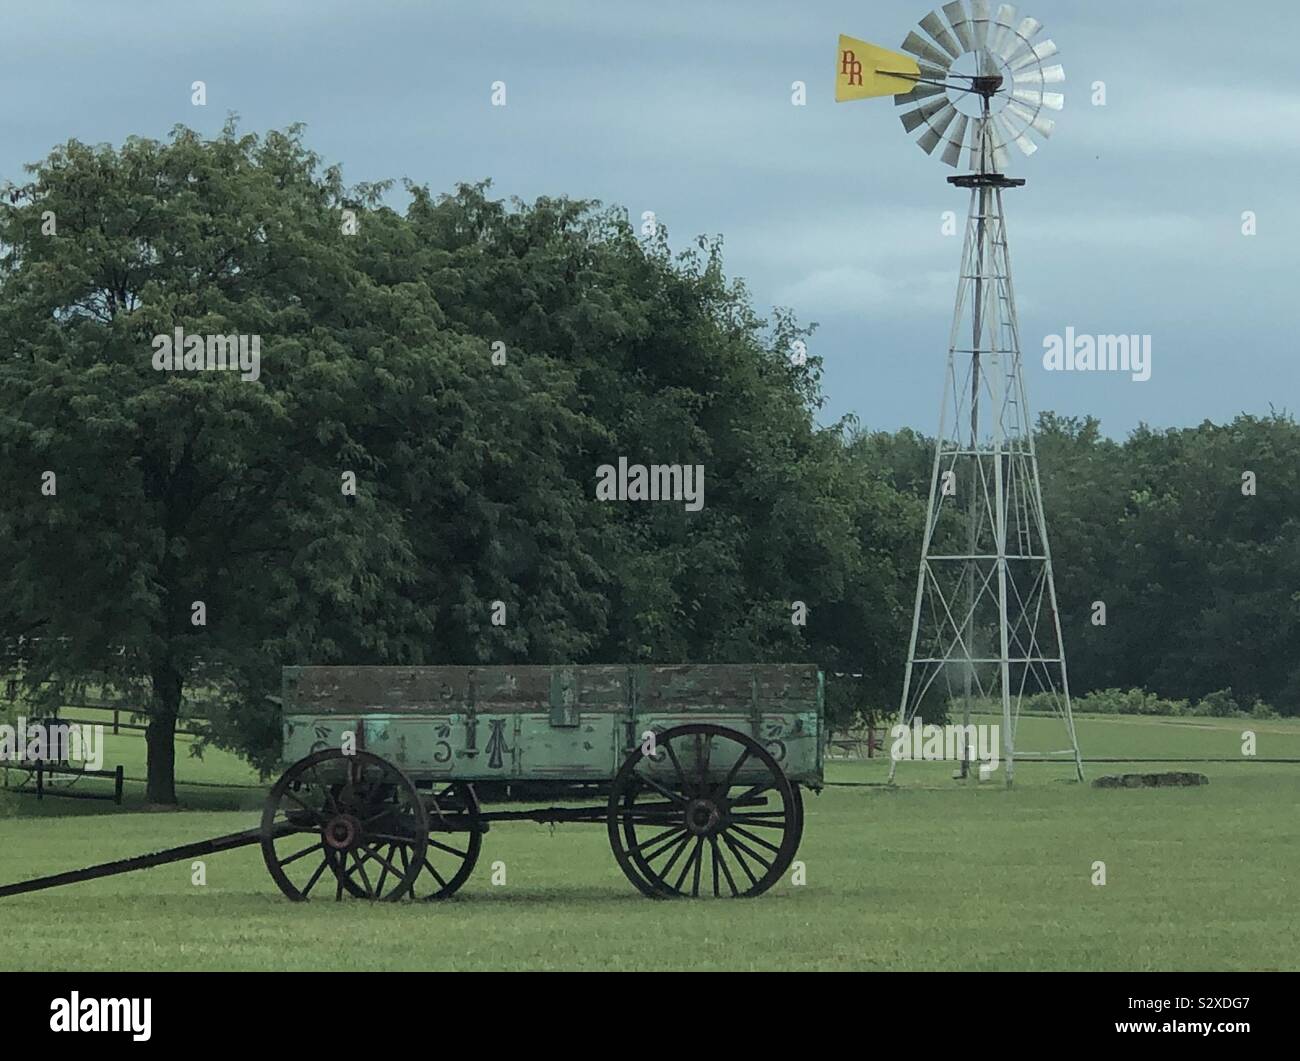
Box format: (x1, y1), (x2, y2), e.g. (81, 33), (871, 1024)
(1, 713), (1297, 970)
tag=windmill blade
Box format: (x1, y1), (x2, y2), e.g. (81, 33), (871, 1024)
(989, 5), (1019, 60)
(918, 60), (950, 81)
(1015, 16), (1042, 43)
(1011, 131), (1038, 156)
(899, 96), (949, 133)
(901, 30), (954, 69)
(1015, 63), (1065, 85)
(969, 0), (992, 51)
(1013, 87), (1064, 111)
(992, 139), (1011, 171)
(995, 113), (1038, 156)
(1009, 39), (1059, 71)
(917, 103), (960, 154)
(942, 2), (976, 51)
(941, 114), (970, 167)
(895, 82), (948, 105)
(1002, 18), (1045, 64)
(920, 10), (963, 59)
(1007, 100), (1055, 138)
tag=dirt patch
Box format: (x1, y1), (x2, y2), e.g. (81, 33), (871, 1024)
(1092, 772), (1209, 788)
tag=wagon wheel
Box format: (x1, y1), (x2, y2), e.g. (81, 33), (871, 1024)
(409, 781), (483, 900)
(607, 723), (804, 898)
(324, 780), (483, 901)
(261, 749), (429, 902)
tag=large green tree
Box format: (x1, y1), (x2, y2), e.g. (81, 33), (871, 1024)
(0, 126), (609, 798)
(1, 126), (919, 794)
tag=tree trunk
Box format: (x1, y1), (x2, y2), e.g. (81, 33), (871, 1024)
(146, 665), (182, 804)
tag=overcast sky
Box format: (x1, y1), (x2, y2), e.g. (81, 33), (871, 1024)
(3, 0), (1295, 436)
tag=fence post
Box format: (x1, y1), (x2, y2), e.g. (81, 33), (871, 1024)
(35, 762), (44, 800)
(113, 707), (120, 735)
(113, 764), (124, 806)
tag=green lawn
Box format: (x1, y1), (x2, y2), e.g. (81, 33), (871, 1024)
(1, 713), (1297, 970)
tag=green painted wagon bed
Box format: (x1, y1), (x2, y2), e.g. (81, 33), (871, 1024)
(0, 663), (824, 903)
(269, 663), (825, 900)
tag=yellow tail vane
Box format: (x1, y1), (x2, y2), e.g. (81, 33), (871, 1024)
(835, 34), (922, 101)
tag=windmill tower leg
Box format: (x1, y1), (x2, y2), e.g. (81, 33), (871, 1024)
(890, 168), (1082, 787)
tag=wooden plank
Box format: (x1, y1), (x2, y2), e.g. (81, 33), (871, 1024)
(282, 664), (820, 716)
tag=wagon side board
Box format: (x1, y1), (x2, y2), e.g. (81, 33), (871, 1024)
(281, 664), (824, 786)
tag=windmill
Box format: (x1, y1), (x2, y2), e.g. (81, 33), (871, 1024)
(836, 2), (1082, 786)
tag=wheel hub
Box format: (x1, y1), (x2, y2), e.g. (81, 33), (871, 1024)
(684, 798), (721, 836)
(323, 813), (361, 851)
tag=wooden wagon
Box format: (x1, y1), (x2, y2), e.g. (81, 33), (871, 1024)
(267, 663), (824, 900)
(0, 663), (824, 903)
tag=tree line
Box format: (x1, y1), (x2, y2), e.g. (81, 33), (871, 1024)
(1, 124), (1294, 801)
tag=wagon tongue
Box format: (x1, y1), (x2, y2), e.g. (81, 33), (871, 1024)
(0, 824), (289, 899)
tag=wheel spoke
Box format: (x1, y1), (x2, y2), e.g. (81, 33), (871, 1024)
(374, 842), (394, 895)
(636, 773), (688, 806)
(729, 823), (782, 855)
(357, 843), (406, 880)
(422, 858), (448, 889)
(398, 842), (415, 899)
(632, 825), (683, 854)
(721, 747), (751, 790)
(302, 855), (330, 898)
(721, 831), (759, 887)
(711, 836), (740, 896)
(662, 740), (691, 794)
(656, 832), (693, 882)
(641, 827), (688, 863)
(696, 732), (712, 784)
(351, 850), (375, 898)
(726, 812), (788, 828)
(278, 841), (323, 867)
(673, 837), (703, 893)
(427, 837), (469, 859)
(725, 830), (774, 873)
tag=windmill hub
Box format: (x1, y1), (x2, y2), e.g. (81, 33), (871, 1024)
(836, 1), (1065, 174)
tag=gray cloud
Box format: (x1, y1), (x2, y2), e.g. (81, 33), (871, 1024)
(2, 0), (1294, 436)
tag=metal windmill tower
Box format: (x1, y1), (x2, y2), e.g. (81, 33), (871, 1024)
(836, 2), (1082, 786)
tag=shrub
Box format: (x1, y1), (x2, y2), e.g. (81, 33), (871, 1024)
(1195, 689), (1241, 717)
(1250, 699), (1279, 720)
